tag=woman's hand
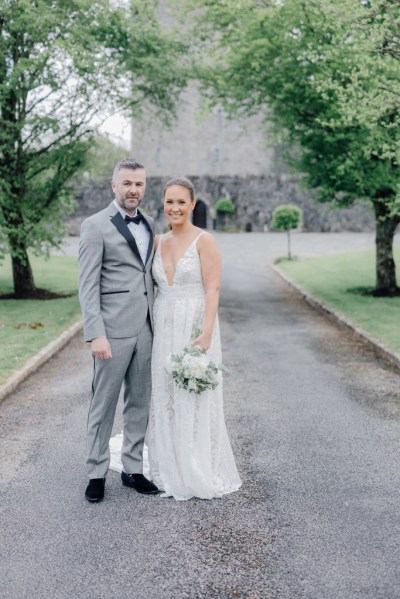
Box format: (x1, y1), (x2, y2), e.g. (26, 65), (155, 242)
(192, 332), (212, 352)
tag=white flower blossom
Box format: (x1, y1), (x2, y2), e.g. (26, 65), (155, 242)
(164, 346), (228, 395)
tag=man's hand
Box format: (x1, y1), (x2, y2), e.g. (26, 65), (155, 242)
(91, 336), (112, 360)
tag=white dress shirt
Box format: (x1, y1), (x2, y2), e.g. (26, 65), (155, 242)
(113, 199), (150, 265)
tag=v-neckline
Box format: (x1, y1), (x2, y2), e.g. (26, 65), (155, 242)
(159, 233), (202, 287)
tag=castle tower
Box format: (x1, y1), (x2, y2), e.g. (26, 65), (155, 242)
(130, 3), (276, 178)
(126, 2), (372, 233)
(131, 86), (276, 177)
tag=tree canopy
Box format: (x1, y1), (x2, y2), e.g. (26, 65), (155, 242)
(188, 0), (400, 294)
(0, 0), (185, 296)
(272, 203), (302, 259)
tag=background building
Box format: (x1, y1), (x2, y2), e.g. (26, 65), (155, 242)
(70, 1), (373, 234)
(131, 88), (280, 179)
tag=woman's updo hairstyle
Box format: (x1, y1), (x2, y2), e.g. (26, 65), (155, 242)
(163, 176), (195, 201)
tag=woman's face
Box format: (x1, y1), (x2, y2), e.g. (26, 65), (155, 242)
(163, 185), (195, 226)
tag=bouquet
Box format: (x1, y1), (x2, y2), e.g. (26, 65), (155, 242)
(164, 345), (228, 395)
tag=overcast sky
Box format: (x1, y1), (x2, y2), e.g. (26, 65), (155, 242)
(99, 113), (131, 149)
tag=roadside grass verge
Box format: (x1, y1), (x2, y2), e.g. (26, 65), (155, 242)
(0, 255), (81, 384)
(276, 246), (400, 354)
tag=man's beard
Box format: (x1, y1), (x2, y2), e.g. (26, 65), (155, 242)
(119, 195), (141, 211)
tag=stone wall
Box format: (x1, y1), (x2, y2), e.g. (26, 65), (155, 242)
(67, 174), (374, 235)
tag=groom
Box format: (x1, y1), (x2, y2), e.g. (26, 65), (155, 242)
(79, 158), (158, 502)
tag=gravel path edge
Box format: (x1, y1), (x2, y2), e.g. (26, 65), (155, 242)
(0, 319), (83, 404)
(2, 261), (399, 405)
(270, 264), (400, 373)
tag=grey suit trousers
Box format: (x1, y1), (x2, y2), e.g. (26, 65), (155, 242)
(86, 317), (153, 478)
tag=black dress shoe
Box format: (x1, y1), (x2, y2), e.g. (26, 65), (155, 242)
(121, 472), (159, 494)
(85, 478), (105, 502)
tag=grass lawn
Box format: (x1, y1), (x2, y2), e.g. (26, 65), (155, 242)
(277, 246), (400, 354)
(0, 255), (81, 384)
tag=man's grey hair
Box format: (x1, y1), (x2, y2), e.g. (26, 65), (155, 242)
(112, 158), (145, 181)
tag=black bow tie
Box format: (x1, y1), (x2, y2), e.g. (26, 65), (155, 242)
(124, 213), (142, 225)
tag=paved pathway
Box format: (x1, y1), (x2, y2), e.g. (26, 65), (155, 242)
(1, 233), (400, 598)
(59, 230), (383, 259)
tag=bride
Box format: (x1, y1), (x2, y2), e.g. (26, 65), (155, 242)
(111, 177), (241, 500)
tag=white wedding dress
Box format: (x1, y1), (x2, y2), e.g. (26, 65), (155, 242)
(110, 232), (241, 500)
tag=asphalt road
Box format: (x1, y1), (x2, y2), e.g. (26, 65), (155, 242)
(1, 233), (400, 599)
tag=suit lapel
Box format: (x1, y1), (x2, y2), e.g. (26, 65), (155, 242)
(140, 212), (154, 265)
(110, 211), (143, 266)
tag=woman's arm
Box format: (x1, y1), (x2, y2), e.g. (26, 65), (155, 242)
(193, 233), (222, 351)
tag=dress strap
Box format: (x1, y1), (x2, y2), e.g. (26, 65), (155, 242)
(158, 231), (206, 255)
(193, 231), (207, 245)
(156, 234), (165, 254)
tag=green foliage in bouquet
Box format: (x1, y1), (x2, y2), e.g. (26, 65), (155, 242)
(165, 346), (228, 395)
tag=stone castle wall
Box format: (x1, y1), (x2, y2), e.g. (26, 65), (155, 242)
(131, 0), (288, 177)
(112, 1), (375, 235)
(67, 174), (374, 235)
(131, 88), (278, 178)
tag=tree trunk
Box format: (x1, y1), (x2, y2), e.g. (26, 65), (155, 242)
(373, 198), (400, 296)
(9, 240), (36, 297)
(287, 229), (292, 259)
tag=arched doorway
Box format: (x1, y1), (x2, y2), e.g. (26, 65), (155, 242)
(192, 198), (208, 229)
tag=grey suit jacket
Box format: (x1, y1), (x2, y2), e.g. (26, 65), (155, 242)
(79, 201), (155, 341)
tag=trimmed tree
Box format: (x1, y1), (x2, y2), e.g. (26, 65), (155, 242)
(271, 204), (302, 260)
(0, 0), (184, 297)
(215, 197), (235, 230)
(189, 0), (400, 295)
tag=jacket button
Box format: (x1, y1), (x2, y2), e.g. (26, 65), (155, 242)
(144, 291), (148, 296)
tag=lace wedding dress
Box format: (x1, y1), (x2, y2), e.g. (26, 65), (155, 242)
(110, 232), (241, 500)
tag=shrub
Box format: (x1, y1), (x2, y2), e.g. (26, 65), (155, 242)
(215, 198), (235, 213)
(271, 204), (302, 259)
(271, 204), (302, 232)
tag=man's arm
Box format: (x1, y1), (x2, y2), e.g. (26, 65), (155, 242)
(78, 219), (111, 356)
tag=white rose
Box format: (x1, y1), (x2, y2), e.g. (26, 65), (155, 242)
(193, 362), (207, 379)
(182, 354), (193, 368)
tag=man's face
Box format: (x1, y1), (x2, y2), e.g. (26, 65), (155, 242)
(112, 167), (146, 215)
